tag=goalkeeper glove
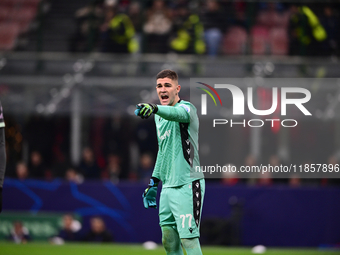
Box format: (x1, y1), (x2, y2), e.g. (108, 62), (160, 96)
(135, 103), (158, 119)
(142, 177), (160, 209)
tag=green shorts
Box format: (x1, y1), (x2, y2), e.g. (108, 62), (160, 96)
(159, 179), (205, 239)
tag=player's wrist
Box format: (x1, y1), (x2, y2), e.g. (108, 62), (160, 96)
(149, 177), (160, 187)
(151, 104), (158, 114)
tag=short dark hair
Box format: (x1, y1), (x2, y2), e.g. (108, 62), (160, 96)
(156, 69), (178, 81)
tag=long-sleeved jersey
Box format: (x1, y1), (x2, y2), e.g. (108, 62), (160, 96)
(152, 99), (203, 187)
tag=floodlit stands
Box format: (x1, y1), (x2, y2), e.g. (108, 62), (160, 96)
(0, 0), (40, 50)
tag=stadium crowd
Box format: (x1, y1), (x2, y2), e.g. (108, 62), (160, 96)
(0, 0), (339, 56)
(3, 113), (340, 187)
(68, 0), (340, 56)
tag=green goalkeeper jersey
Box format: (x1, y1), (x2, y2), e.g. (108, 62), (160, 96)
(152, 99), (204, 188)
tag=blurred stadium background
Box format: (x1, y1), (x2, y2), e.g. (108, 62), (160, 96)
(0, 0), (340, 254)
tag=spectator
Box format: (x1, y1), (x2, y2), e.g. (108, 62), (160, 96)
(143, 0), (173, 53)
(29, 151), (47, 179)
(202, 0), (226, 56)
(288, 4), (327, 56)
(78, 147), (101, 179)
(231, 1), (247, 28)
(105, 153), (121, 183)
(7, 221), (31, 244)
(326, 155), (340, 186)
(65, 168), (84, 184)
(221, 164), (239, 186)
(99, 5), (138, 53)
(15, 161), (29, 181)
(265, 154), (286, 185)
(256, 155), (274, 186)
(170, 5), (205, 54)
(134, 119), (158, 161)
(102, 113), (132, 179)
(52, 152), (71, 178)
(83, 216), (113, 243)
(289, 174), (301, 187)
(137, 153), (154, 182)
(69, 1), (104, 52)
(244, 154), (257, 185)
(320, 5), (339, 56)
(51, 214), (81, 243)
(128, 2), (143, 53)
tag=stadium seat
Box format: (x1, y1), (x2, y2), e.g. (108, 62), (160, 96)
(269, 27), (288, 55)
(222, 26), (247, 55)
(250, 25), (269, 55)
(273, 11), (290, 28)
(9, 7), (37, 32)
(0, 6), (11, 21)
(0, 0), (14, 8)
(22, 0), (41, 9)
(256, 10), (274, 28)
(1, 0), (24, 8)
(0, 22), (20, 50)
(10, 7), (37, 22)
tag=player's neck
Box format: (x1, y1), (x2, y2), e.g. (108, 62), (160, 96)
(170, 97), (180, 106)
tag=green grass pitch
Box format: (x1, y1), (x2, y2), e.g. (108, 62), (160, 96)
(0, 242), (339, 255)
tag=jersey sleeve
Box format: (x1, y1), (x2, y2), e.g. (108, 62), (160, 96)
(151, 150), (161, 180)
(156, 103), (190, 123)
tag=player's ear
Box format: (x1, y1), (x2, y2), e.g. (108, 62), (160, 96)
(177, 84), (181, 94)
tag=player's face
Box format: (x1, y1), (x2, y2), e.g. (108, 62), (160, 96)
(156, 78), (181, 106)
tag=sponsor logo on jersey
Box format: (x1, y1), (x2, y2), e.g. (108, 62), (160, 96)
(159, 130), (171, 140)
(179, 104), (190, 113)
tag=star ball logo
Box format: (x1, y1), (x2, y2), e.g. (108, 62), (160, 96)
(196, 82), (312, 128)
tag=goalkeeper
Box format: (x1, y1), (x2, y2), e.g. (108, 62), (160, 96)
(135, 69), (205, 255)
(0, 100), (6, 213)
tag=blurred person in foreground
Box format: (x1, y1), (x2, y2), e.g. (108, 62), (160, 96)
(135, 69), (205, 255)
(7, 221), (31, 244)
(50, 214), (82, 244)
(0, 100), (5, 213)
(83, 216), (113, 243)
